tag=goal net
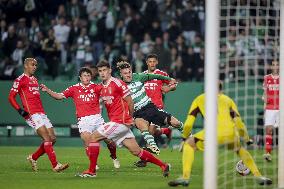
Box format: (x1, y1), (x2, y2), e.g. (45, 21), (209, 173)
(218, 0), (280, 188)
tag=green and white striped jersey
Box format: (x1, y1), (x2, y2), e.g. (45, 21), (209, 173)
(126, 73), (171, 111)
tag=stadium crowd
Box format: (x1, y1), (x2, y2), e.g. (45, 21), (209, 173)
(0, 0), (280, 82)
(0, 0), (205, 81)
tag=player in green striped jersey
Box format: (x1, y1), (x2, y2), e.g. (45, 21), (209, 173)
(117, 61), (183, 155)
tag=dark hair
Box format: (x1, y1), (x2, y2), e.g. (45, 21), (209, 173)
(146, 54), (158, 61)
(96, 60), (110, 69)
(79, 67), (92, 77)
(116, 61), (131, 70)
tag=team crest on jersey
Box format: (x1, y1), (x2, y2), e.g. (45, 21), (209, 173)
(108, 87), (112, 94)
(101, 96), (114, 104)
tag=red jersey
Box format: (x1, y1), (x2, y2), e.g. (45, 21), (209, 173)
(143, 69), (170, 109)
(263, 74), (279, 110)
(9, 74), (45, 116)
(99, 77), (132, 125)
(62, 82), (101, 118)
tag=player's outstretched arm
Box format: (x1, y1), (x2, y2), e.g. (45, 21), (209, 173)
(40, 84), (64, 100)
(230, 101), (251, 143)
(161, 80), (178, 93)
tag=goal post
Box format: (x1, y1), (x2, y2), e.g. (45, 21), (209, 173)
(203, 0), (220, 189)
(278, 0), (284, 187)
(204, 0), (282, 188)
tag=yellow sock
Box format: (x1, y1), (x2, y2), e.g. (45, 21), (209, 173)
(238, 147), (261, 177)
(182, 143), (195, 180)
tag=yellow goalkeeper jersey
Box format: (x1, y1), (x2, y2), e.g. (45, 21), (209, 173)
(182, 93), (249, 141)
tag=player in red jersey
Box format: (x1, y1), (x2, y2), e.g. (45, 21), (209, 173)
(77, 60), (170, 178)
(40, 67), (120, 169)
(262, 60), (279, 162)
(8, 58), (69, 172)
(143, 54), (178, 141)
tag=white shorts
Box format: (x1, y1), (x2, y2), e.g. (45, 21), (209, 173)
(97, 122), (135, 147)
(77, 114), (105, 133)
(264, 109), (279, 128)
(26, 113), (53, 130)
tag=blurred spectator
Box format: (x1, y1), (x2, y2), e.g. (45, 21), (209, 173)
(16, 17), (28, 38)
(53, 17), (70, 65)
(0, 57), (18, 80)
(99, 44), (116, 67)
(66, 0), (86, 19)
(2, 25), (18, 57)
(11, 40), (26, 67)
(120, 33), (133, 60)
(113, 19), (126, 48)
(74, 27), (92, 72)
(42, 28), (60, 79)
(152, 36), (171, 73)
(28, 18), (40, 43)
(86, 0), (104, 20)
(175, 34), (187, 56)
(179, 2), (199, 45)
(167, 19), (181, 42)
(140, 33), (154, 56)
(141, 0), (158, 29)
(0, 19), (7, 41)
(148, 20), (163, 41)
(132, 49), (144, 73)
(68, 17), (81, 47)
(126, 13), (145, 43)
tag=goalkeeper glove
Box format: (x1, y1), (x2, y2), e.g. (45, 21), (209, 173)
(17, 108), (29, 118)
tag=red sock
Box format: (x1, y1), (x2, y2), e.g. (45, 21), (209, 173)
(32, 142), (45, 160)
(161, 128), (171, 136)
(265, 134), (273, 154)
(138, 150), (166, 169)
(44, 141), (58, 168)
(88, 142), (100, 173)
(106, 141), (117, 159)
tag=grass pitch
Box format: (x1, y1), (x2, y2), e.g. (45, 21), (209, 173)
(0, 146), (277, 189)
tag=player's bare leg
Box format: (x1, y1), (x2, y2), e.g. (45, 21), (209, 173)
(104, 139), (120, 169)
(165, 116), (183, 131)
(35, 126), (69, 172)
(27, 127), (58, 171)
(123, 137), (170, 177)
(263, 125), (273, 162)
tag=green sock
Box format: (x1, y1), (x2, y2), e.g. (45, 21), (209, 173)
(141, 131), (158, 147)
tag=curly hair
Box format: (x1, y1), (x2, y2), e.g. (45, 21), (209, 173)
(116, 61), (131, 70)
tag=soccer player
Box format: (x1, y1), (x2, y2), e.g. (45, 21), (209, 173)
(262, 60), (279, 162)
(168, 82), (272, 187)
(117, 61), (183, 156)
(8, 58), (69, 172)
(143, 54), (177, 140)
(77, 60), (170, 177)
(40, 67), (120, 169)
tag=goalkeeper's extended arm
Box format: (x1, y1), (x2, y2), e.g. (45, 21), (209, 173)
(181, 115), (196, 139)
(234, 116), (250, 142)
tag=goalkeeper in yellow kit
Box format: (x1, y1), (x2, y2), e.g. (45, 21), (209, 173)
(168, 83), (272, 187)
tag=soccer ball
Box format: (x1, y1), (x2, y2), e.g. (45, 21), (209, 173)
(235, 160), (250, 176)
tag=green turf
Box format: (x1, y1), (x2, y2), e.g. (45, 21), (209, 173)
(0, 146), (277, 189)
